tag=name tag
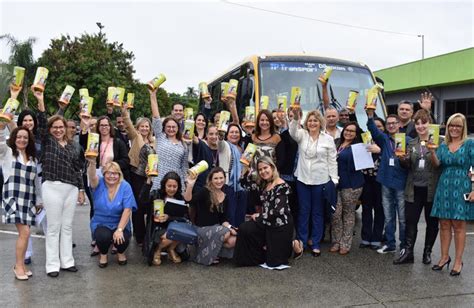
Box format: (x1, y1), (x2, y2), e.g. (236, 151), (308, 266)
(389, 158), (395, 166)
(418, 159), (425, 169)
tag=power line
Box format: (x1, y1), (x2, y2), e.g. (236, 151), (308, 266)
(221, 0), (420, 37)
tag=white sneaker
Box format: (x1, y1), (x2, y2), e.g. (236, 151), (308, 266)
(377, 245), (396, 254)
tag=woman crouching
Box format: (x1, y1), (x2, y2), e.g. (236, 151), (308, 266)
(87, 160), (136, 268)
(234, 156), (303, 267)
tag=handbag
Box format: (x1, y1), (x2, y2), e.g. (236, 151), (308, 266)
(167, 221), (198, 245)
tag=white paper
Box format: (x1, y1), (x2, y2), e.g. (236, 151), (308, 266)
(259, 263), (291, 270)
(351, 143), (375, 171)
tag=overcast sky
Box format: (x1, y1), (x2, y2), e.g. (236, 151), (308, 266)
(1, 0), (472, 93)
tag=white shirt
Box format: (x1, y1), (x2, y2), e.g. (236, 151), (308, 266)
(325, 126), (342, 140)
(0, 128), (43, 204)
(289, 120), (339, 185)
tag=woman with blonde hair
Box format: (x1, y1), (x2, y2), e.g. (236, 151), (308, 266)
(120, 105), (155, 245)
(429, 113), (474, 276)
(234, 156), (302, 267)
(290, 109), (338, 257)
(87, 160), (136, 268)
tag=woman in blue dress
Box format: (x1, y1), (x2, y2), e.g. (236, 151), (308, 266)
(430, 113), (474, 276)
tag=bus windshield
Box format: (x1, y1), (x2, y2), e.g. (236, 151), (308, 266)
(259, 61), (385, 130)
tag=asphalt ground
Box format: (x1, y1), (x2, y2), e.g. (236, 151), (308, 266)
(1, 205), (473, 307)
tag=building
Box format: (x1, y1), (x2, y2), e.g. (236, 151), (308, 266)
(375, 47), (474, 134)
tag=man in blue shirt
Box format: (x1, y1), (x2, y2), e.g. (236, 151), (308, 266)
(366, 109), (409, 254)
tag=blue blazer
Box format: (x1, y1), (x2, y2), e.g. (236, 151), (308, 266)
(337, 146), (364, 189)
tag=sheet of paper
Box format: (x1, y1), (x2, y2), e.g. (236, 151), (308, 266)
(351, 143), (375, 171)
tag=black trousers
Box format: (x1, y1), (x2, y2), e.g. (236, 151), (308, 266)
(360, 176), (384, 244)
(94, 226), (131, 254)
(234, 218), (293, 267)
(130, 172), (147, 243)
(405, 186), (439, 250)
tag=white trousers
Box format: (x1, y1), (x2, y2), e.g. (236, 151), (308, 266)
(42, 181), (78, 273)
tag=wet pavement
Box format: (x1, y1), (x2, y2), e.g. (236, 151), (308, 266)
(1, 205), (473, 307)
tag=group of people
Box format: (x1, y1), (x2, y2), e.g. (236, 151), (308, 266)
(1, 78), (473, 281)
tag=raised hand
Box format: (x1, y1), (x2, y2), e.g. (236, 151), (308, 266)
(418, 92), (433, 111)
(10, 84), (22, 99)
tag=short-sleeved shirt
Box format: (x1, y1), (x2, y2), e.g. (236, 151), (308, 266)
(191, 187), (228, 227)
(90, 177), (137, 233)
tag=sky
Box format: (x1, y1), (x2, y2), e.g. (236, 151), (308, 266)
(1, 0), (473, 93)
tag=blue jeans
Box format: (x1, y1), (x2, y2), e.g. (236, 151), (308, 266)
(296, 180), (325, 250)
(381, 185), (406, 250)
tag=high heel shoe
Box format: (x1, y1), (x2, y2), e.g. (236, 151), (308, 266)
(450, 263), (463, 276)
(432, 257), (451, 271)
(152, 248), (162, 266)
(167, 248), (182, 264)
(13, 267), (28, 281)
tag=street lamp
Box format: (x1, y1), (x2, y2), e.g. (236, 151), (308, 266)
(96, 22), (105, 35)
(418, 34), (425, 59)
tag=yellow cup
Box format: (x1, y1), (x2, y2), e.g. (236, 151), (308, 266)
(318, 67), (333, 84)
(85, 133), (100, 157)
(183, 120), (195, 140)
(126, 93), (135, 109)
(12, 66), (25, 89)
(147, 74), (166, 91)
(153, 199), (165, 216)
(188, 160), (209, 178)
(240, 143), (257, 166)
(0, 98), (20, 122)
(147, 154), (159, 176)
(58, 85), (75, 105)
(199, 82), (210, 98)
(346, 90), (359, 112)
(32, 67), (49, 92)
(80, 96), (94, 117)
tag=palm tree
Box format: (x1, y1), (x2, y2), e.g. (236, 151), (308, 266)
(0, 34), (37, 108)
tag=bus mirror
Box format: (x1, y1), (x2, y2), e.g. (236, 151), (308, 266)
(239, 77), (253, 101)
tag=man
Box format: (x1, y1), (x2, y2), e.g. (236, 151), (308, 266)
(325, 107), (342, 139)
(115, 115), (130, 150)
(397, 101), (416, 138)
(366, 110), (409, 254)
(338, 108), (350, 127)
(171, 102), (185, 132)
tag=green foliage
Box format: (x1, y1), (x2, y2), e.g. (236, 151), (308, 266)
(0, 34), (37, 107)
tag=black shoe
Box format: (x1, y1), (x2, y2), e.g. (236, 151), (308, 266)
(98, 262), (108, 268)
(432, 257), (451, 271)
(118, 259), (128, 266)
(47, 271), (59, 278)
(393, 248), (414, 265)
(24, 257), (32, 265)
(449, 263), (463, 276)
(422, 248), (432, 265)
(370, 244), (382, 250)
(90, 250), (100, 257)
(61, 266), (78, 272)
(359, 243), (371, 249)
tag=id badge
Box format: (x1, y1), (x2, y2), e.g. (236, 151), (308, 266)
(418, 159), (425, 169)
(389, 158), (395, 166)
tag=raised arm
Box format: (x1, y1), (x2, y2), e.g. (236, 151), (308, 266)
(0, 122), (8, 158)
(183, 174), (196, 202)
(288, 118), (304, 143)
(225, 96), (240, 125)
(149, 88), (160, 119)
(121, 105), (138, 141)
(87, 157), (99, 189)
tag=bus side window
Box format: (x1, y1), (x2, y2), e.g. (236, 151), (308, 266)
(236, 75), (254, 121)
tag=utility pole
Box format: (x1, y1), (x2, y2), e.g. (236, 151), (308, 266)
(418, 34), (425, 59)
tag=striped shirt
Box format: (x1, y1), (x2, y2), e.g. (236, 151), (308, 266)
(151, 117), (188, 191)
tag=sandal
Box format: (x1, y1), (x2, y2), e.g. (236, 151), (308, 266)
(293, 240), (304, 260)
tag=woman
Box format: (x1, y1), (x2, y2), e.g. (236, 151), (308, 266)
(245, 110), (282, 214)
(394, 110), (441, 264)
(234, 157), (302, 267)
(430, 113), (474, 276)
(330, 122), (364, 255)
(121, 106), (154, 245)
(226, 123), (244, 152)
(149, 172), (189, 265)
(35, 90), (84, 278)
(80, 115), (130, 182)
(194, 112), (208, 140)
(1, 120), (41, 280)
(149, 88), (188, 191)
(360, 118), (384, 250)
(289, 109), (338, 256)
(87, 160), (136, 268)
(184, 167), (237, 265)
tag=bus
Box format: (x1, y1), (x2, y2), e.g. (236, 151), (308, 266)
(201, 54), (387, 130)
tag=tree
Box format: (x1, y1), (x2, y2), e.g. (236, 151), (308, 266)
(0, 34), (37, 108)
(35, 33), (172, 120)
